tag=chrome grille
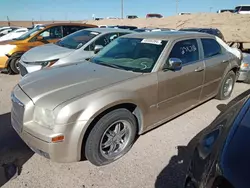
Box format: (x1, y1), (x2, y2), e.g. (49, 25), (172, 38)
(11, 92), (24, 134)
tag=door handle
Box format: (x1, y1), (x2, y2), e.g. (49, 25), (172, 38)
(195, 67), (204, 72)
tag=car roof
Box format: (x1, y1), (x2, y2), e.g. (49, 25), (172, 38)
(120, 31), (213, 40)
(42, 22), (96, 27)
(84, 28), (134, 33)
(180, 27), (218, 31)
(236, 5), (250, 7)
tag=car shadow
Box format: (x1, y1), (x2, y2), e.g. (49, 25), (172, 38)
(0, 112), (34, 187)
(155, 89), (250, 188)
(154, 127), (208, 188)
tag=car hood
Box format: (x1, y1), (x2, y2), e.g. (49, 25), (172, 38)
(21, 43), (74, 62)
(19, 61), (141, 110)
(0, 39), (23, 45)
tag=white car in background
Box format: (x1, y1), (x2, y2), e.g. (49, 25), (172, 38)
(0, 28), (28, 41)
(0, 27), (21, 36)
(235, 5), (250, 14)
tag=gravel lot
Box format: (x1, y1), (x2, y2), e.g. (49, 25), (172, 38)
(0, 73), (249, 188)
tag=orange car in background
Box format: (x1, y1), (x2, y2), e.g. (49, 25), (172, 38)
(0, 23), (97, 74)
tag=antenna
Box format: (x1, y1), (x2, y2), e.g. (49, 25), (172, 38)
(176, 0), (179, 15)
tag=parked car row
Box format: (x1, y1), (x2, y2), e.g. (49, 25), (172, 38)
(10, 27), (243, 167)
(19, 28), (134, 76)
(1, 24), (249, 85)
(0, 23), (97, 74)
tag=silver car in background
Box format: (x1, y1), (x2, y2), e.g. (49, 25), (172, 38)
(19, 28), (134, 76)
(238, 52), (250, 83)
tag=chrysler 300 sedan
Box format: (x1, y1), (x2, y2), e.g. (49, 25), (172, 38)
(11, 31), (242, 166)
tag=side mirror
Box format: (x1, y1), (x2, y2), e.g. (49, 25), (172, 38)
(164, 58), (182, 71)
(94, 45), (104, 54)
(36, 35), (44, 41)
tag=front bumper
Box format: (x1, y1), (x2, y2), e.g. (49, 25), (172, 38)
(19, 60), (42, 77)
(0, 55), (9, 69)
(11, 85), (88, 163)
(238, 70), (250, 81)
(12, 116), (88, 163)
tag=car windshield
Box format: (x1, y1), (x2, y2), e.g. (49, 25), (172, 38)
(180, 28), (200, 32)
(56, 30), (100, 49)
(91, 37), (167, 73)
(236, 6), (250, 11)
(14, 27), (43, 40)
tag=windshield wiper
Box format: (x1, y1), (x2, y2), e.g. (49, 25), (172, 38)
(97, 62), (126, 70)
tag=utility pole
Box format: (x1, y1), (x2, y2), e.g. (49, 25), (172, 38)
(121, 0), (124, 19)
(7, 16), (10, 26)
(176, 0), (179, 15)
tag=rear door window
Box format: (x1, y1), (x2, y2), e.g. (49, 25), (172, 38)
(38, 26), (63, 39)
(63, 26), (87, 37)
(201, 38), (222, 58)
(85, 33), (119, 51)
(168, 39), (199, 65)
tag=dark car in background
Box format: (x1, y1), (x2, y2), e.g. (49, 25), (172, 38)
(108, 25), (138, 30)
(179, 28), (225, 41)
(184, 91), (250, 188)
(146, 13), (163, 18)
(127, 15), (138, 19)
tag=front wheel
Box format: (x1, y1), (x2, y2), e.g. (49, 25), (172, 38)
(85, 109), (137, 166)
(9, 57), (20, 74)
(216, 71), (236, 100)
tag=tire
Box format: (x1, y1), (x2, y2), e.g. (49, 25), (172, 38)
(216, 71), (236, 100)
(9, 57), (20, 74)
(85, 108), (137, 166)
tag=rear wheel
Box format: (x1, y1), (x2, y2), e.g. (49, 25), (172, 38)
(9, 57), (20, 74)
(85, 109), (137, 166)
(216, 71), (236, 100)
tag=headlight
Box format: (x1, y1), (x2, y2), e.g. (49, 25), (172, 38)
(0, 44), (16, 56)
(33, 106), (55, 129)
(41, 59), (58, 67)
(28, 59), (58, 67)
(241, 62), (249, 69)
